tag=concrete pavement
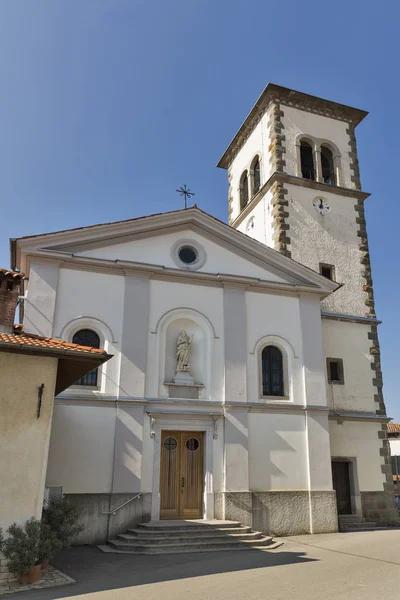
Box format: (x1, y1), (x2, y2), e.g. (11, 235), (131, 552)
(10, 529), (400, 600)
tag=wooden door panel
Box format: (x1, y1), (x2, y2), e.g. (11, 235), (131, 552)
(160, 431), (204, 519)
(181, 432), (204, 519)
(332, 461), (352, 515)
(160, 432), (180, 519)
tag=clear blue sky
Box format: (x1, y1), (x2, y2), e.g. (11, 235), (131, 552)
(1, 1), (399, 417)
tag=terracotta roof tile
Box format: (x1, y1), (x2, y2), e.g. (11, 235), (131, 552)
(0, 332), (106, 356)
(388, 422), (400, 433)
(0, 267), (25, 279)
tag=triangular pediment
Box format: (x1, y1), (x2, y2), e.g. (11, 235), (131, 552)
(14, 207), (338, 295)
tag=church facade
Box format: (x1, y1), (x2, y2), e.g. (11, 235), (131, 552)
(11, 84), (397, 542)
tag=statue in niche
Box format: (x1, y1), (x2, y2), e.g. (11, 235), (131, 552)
(176, 330), (193, 373)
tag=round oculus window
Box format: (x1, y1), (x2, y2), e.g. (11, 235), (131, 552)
(163, 437), (178, 451)
(185, 437), (200, 452)
(178, 245), (197, 265)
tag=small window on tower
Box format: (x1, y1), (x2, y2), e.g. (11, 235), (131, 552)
(319, 263), (335, 281)
(327, 358), (344, 385)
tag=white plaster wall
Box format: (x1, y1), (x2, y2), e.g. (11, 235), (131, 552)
(329, 420), (385, 491)
(236, 189), (275, 248)
(248, 412), (309, 490)
(46, 403), (116, 493)
(229, 113), (270, 222)
(390, 438), (400, 457)
(282, 105), (353, 189)
(53, 268), (124, 395)
(24, 259), (59, 337)
(322, 320), (375, 412)
(146, 279), (224, 401)
(246, 292), (304, 404)
(286, 183), (365, 316)
(75, 229), (286, 283)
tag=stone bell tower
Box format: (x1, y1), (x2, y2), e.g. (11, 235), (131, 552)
(217, 84), (398, 525)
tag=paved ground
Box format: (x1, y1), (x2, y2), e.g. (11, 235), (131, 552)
(9, 529), (400, 600)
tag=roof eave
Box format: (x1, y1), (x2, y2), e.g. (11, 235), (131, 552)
(217, 83), (369, 169)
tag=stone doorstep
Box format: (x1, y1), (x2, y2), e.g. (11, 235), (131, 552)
(125, 525), (253, 537)
(99, 540), (284, 555)
(101, 519), (283, 555)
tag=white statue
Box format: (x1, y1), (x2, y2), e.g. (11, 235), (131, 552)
(176, 330), (193, 373)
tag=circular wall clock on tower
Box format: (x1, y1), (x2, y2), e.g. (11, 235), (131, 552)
(313, 197), (331, 215)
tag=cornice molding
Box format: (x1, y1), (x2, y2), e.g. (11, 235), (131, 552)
(329, 410), (390, 424)
(321, 312), (382, 325)
(217, 83), (368, 169)
(16, 207), (337, 297)
(22, 250), (334, 297)
(232, 172), (370, 229)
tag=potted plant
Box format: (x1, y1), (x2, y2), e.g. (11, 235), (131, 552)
(38, 522), (61, 569)
(2, 519), (42, 584)
(42, 498), (83, 552)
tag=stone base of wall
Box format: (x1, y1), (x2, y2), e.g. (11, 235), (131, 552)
(65, 493), (152, 545)
(361, 491), (400, 525)
(0, 553), (17, 584)
(215, 490), (338, 536)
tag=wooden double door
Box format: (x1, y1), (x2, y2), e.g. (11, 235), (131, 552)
(160, 431), (204, 520)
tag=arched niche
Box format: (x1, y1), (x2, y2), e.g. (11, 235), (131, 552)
(155, 308), (214, 398)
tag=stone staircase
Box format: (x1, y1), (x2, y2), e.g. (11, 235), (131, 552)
(99, 520), (283, 555)
(338, 515), (378, 532)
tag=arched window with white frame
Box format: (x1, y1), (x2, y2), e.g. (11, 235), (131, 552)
(261, 345), (284, 396)
(72, 328), (101, 386)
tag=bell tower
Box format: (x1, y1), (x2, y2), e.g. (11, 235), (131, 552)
(218, 84), (398, 524)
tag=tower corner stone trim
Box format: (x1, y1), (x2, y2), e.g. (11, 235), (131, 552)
(347, 125), (361, 190)
(271, 180), (291, 257)
(267, 100), (286, 173)
(354, 199), (376, 319)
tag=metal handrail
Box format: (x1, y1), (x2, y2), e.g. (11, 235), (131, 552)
(103, 493), (141, 516)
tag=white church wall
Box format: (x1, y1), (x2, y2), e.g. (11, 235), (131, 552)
(236, 188), (275, 249)
(228, 113), (270, 221)
(46, 403), (116, 494)
(53, 267), (124, 396)
(248, 412), (309, 490)
(281, 105), (353, 189)
(322, 320), (375, 413)
(329, 420), (384, 491)
(146, 279), (224, 401)
(246, 292), (304, 404)
(24, 259), (60, 337)
(286, 183), (366, 316)
(75, 229), (287, 283)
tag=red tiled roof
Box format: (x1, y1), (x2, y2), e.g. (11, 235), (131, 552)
(0, 332), (106, 356)
(0, 267), (24, 279)
(388, 423), (400, 433)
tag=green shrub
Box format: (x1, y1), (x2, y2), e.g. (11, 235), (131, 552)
(42, 499), (83, 550)
(3, 519), (41, 575)
(38, 522), (62, 564)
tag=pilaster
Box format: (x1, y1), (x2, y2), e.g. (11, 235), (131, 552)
(223, 284), (247, 403)
(23, 259), (61, 337)
(119, 271), (150, 397)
